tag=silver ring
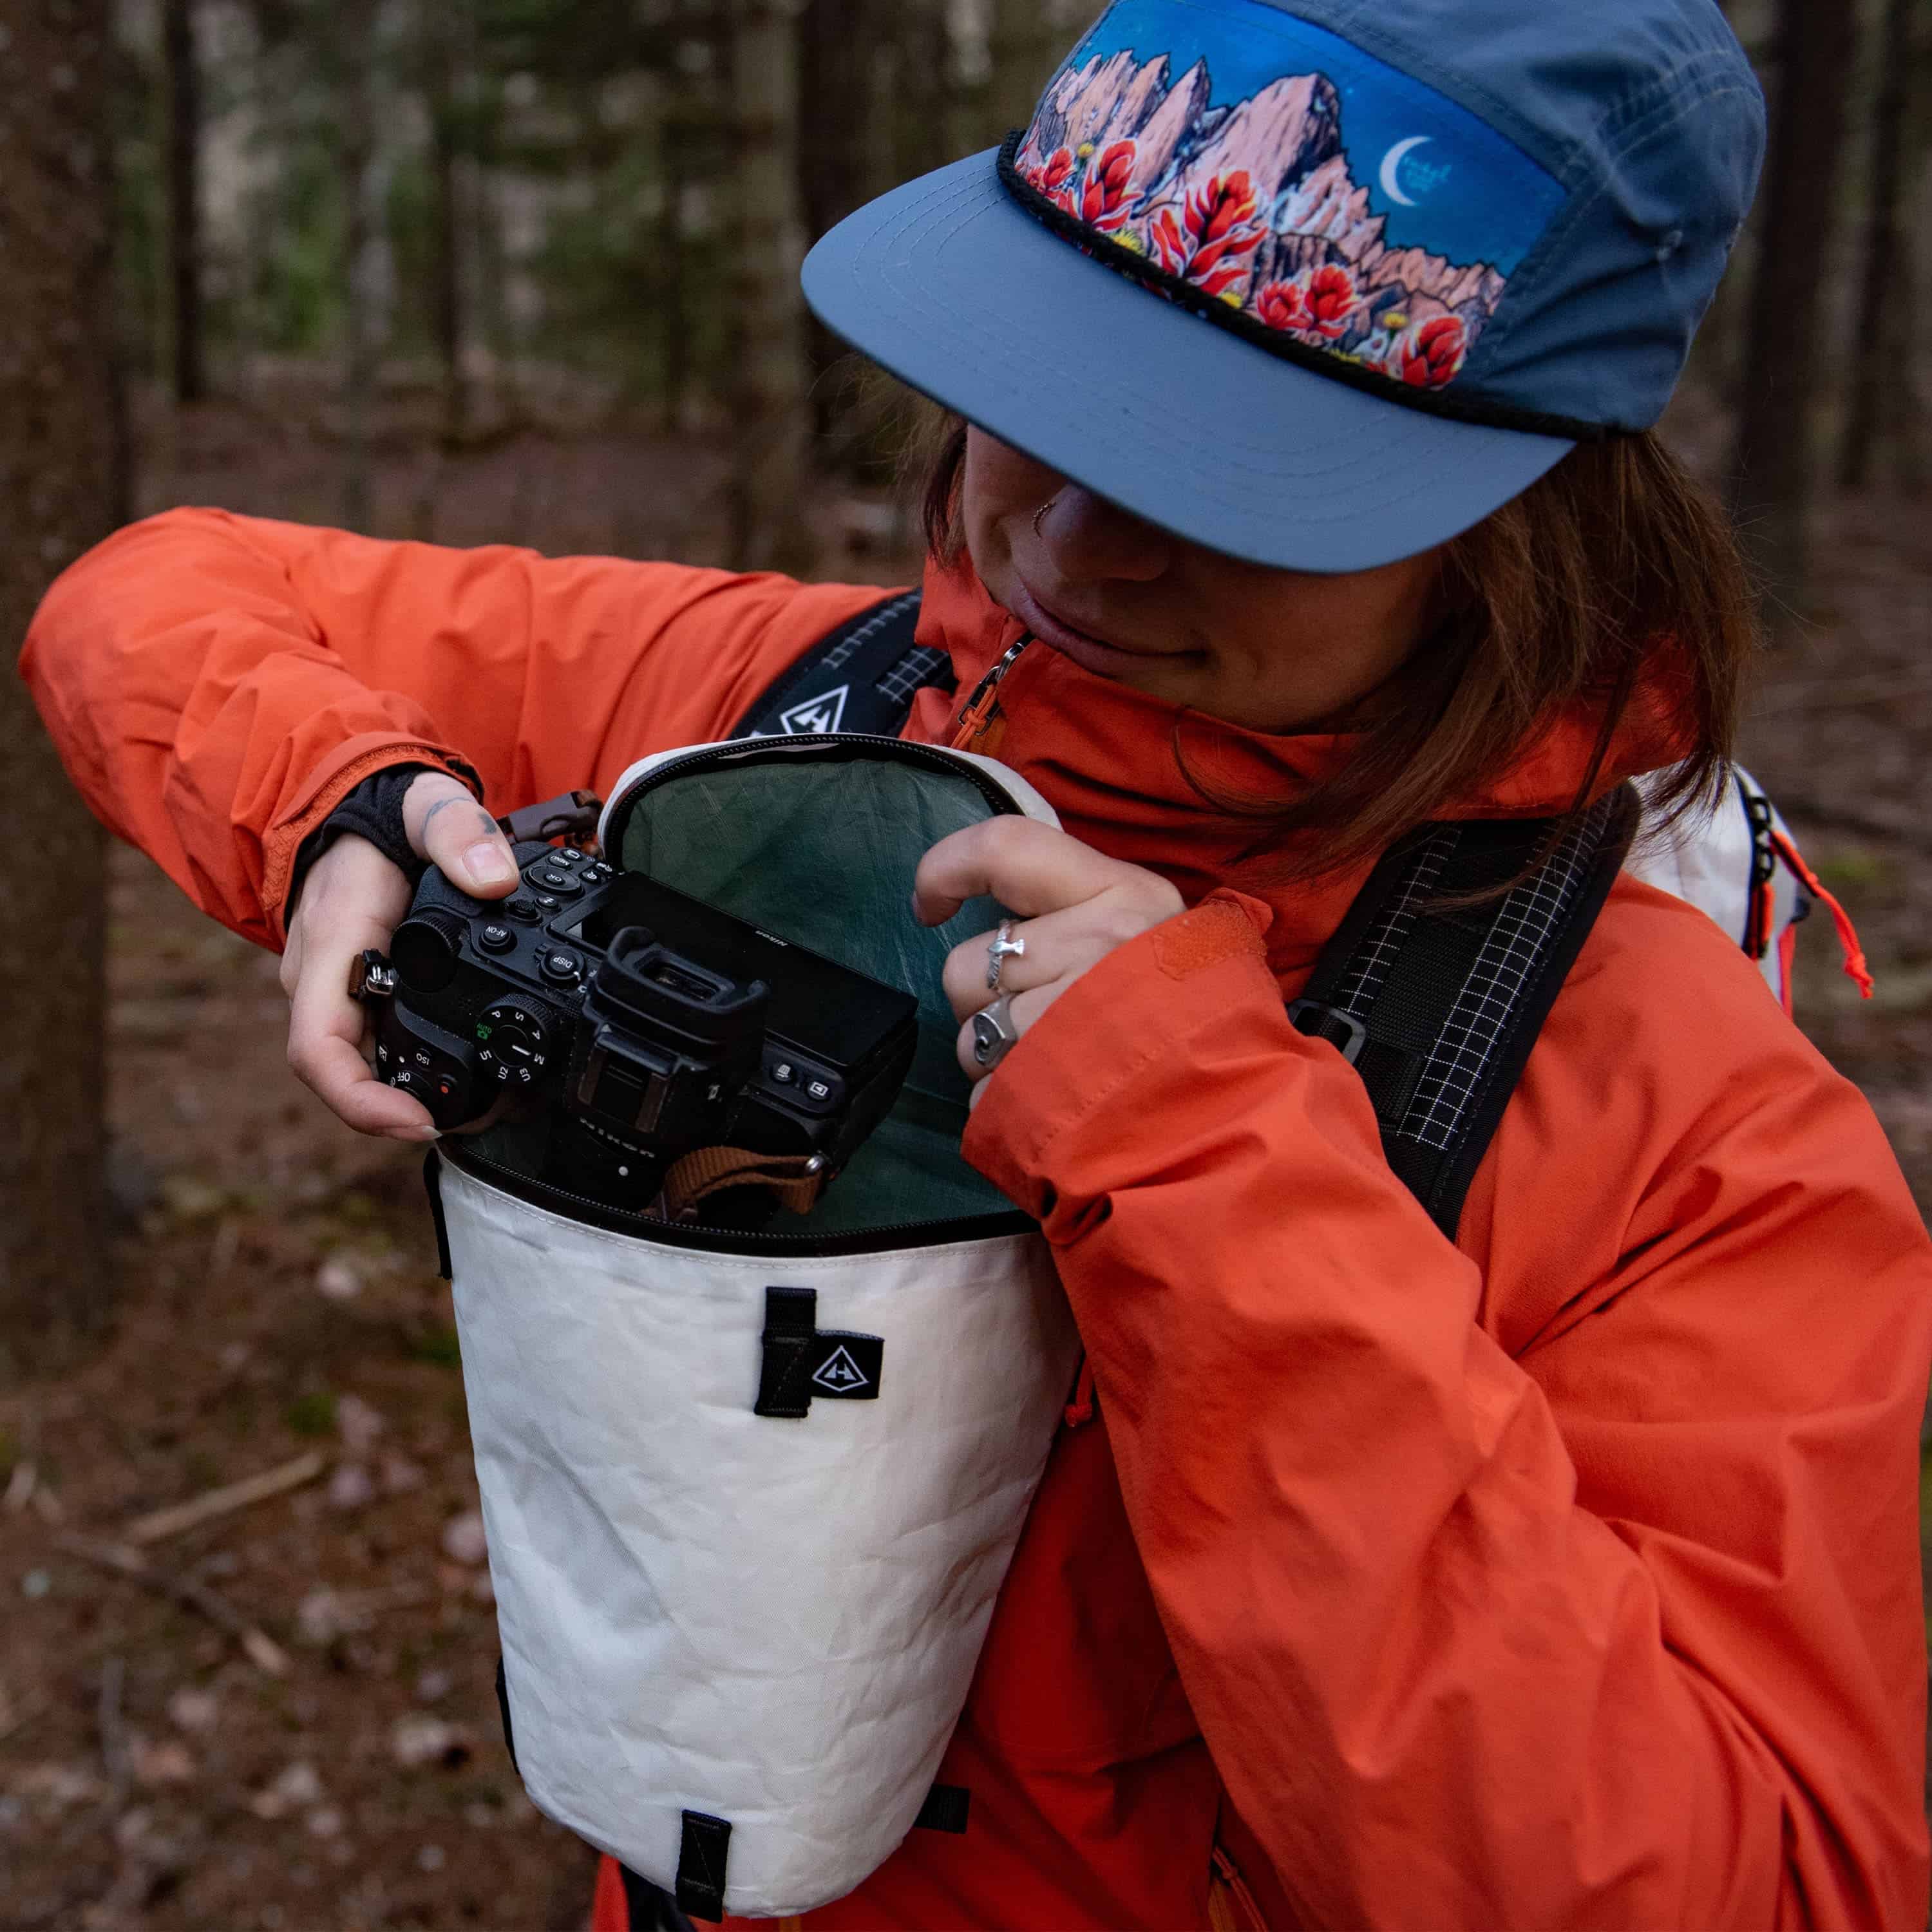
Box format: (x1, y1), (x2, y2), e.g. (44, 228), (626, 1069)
(1031, 491), (1063, 539)
(986, 918), (1027, 992)
(971, 994), (1019, 1070)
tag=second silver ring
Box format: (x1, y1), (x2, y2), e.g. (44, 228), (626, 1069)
(986, 918), (1028, 993)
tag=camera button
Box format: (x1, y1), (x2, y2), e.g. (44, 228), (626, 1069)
(504, 896), (542, 923)
(806, 1079), (833, 1103)
(479, 923), (516, 954)
(531, 867), (583, 898)
(540, 949), (584, 986)
(770, 1060), (797, 1085)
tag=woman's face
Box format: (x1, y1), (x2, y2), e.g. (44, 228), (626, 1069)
(961, 429), (1446, 734)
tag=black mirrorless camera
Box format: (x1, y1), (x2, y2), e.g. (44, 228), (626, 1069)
(357, 842), (917, 1215)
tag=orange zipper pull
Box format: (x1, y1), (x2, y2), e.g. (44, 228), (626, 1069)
(950, 638), (1031, 753)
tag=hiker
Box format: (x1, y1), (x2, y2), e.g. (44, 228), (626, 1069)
(22, 0), (1932, 1925)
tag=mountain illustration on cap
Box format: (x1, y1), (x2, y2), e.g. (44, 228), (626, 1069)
(1014, 47), (1510, 392)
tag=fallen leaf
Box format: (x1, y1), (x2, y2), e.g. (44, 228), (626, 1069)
(335, 1394), (385, 1454)
(249, 1760), (324, 1819)
(326, 1463), (375, 1512)
(315, 1257), (363, 1303)
(167, 1687), (219, 1735)
(440, 1511), (487, 1567)
(390, 1715), (473, 1770)
(129, 1736), (196, 1786)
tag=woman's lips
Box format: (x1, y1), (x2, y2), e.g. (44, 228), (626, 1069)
(1009, 580), (1197, 683)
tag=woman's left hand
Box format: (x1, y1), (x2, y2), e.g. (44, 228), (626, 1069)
(914, 818), (1185, 1088)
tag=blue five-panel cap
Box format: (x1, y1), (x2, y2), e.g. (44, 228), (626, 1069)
(803, 0), (1764, 573)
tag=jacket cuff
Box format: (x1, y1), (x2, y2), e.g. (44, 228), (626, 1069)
(962, 889), (1292, 1214)
(263, 735), (481, 946)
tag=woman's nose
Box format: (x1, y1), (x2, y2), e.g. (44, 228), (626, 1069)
(1033, 486), (1175, 584)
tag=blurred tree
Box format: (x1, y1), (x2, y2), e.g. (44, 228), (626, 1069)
(0, 0), (122, 1379)
(164, 0), (207, 401)
(1839, 0), (1925, 491)
(1729, 0), (1861, 620)
(336, 0), (381, 528)
(725, 0), (813, 572)
(988, 0), (1063, 138)
(419, 0), (473, 446)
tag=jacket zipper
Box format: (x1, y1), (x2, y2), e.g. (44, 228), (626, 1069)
(950, 637), (1032, 752)
(1209, 1846), (1269, 1932)
(440, 1137), (1034, 1258)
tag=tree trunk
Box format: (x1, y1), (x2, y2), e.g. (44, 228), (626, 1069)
(988, 0), (1063, 141)
(164, 0), (205, 402)
(338, 0), (379, 531)
(0, 0), (121, 1381)
(1839, 0), (1922, 489)
(726, 0), (814, 574)
(1728, 0), (1861, 619)
(423, 3), (469, 450)
(798, 0), (882, 446)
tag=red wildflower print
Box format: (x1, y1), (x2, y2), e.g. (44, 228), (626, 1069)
(1255, 278), (1312, 333)
(1300, 263), (1358, 339)
(1150, 172), (1264, 299)
(1254, 263), (1358, 342)
(1397, 314), (1468, 388)
(1026, 146), (1079, 214)
(1080, 141), (1138, 233)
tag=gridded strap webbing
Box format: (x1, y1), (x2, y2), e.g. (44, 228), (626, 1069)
(733, 591), (947, 741)
(1293, 786), (1639, 1239)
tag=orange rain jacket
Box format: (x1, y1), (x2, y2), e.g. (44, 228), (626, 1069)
(23, 507), (1932, 1931)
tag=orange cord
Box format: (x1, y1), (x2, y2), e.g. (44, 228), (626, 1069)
(1770, 828), (1875, 999)
(1063, 1355), (1096, 1430)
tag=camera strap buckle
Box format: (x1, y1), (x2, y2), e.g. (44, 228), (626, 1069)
(495, 789), (604, 848)
(656, 1146), (829, 1222)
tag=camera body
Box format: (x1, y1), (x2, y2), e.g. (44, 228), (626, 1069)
(367, 842), (918, 1209)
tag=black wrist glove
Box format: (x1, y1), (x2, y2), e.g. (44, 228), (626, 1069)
(288, 764), (439, 916)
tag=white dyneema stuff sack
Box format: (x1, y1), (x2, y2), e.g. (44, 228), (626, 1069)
(434, 739), (1081, 1920)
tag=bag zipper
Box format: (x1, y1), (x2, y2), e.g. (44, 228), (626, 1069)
(440, 1136), (1034, 1258)
(603, 732), (1027, 857)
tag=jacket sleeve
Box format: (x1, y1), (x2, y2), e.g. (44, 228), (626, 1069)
(962, 890), (1932, 1931)
(19, 507), (891, 946)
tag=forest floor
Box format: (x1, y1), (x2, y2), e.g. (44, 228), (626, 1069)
(2, 376), (1928, 1931)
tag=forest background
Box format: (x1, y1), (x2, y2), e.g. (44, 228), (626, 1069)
(2, 0), (1929, 1926)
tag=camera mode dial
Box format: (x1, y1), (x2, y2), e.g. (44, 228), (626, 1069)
(476, 1002), (550, 1088)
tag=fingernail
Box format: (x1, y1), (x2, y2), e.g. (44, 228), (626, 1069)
(464, 842), (517, 888)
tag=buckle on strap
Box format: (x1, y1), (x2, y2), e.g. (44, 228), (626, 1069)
(1286, 999), (1368, 1066)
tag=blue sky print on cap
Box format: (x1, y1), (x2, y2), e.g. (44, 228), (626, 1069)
(1013, 0), (1566, 393)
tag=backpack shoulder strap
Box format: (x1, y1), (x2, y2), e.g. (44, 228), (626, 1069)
(732, 590), (946, 741)
(1289, 784), (1640, 1241)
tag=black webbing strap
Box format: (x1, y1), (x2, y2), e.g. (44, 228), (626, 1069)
(733, 589), (946, 742)
(674, 1811), (732, 1922)
(1291, 786), (1640, 1240)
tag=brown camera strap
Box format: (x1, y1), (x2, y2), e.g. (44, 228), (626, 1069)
(654, 1146), (828, 1222)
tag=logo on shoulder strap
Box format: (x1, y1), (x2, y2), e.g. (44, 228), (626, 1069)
(778, 685), (849, 735)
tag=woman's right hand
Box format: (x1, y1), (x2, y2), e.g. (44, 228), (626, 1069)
(280, 771), (522, 1141)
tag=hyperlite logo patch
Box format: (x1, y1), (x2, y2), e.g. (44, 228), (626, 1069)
(754, 1286), (884, 1417)
(778, 685), (849, 734)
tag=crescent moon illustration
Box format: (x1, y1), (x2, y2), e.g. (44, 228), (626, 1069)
(1379, 136), (1432, 207)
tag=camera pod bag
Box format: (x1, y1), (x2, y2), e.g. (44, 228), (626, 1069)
(432, 736), (1081, 1920)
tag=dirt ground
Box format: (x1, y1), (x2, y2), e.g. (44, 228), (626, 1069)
(2, 380), (1928, 1931)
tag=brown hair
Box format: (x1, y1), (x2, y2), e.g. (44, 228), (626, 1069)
(916, 414), (1758, 881)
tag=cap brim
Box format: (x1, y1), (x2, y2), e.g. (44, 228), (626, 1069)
(802, 149), (1573, 574)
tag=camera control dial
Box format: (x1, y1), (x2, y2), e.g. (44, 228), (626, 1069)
(476, 1001), (550, 1087)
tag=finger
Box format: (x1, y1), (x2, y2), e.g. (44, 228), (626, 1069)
(406, 773), (520, 898)
(287, 923), (439, 1141)
(955, 985), (1056, 1082)
(914, 818), (1155, 927)
(938, 904), (1121, 1020)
